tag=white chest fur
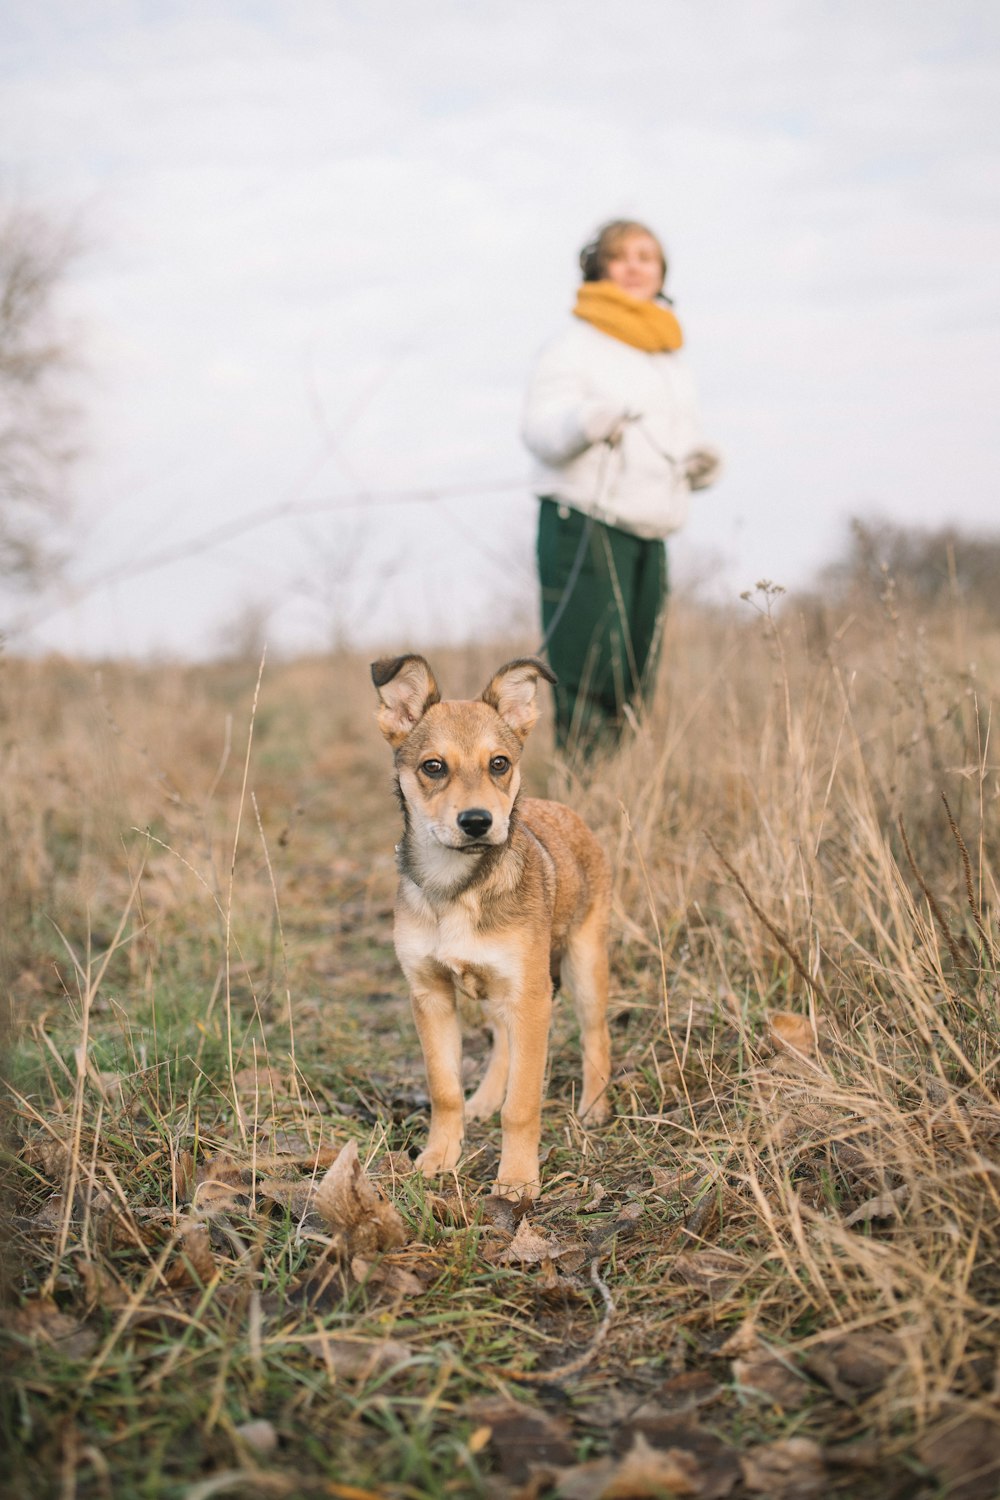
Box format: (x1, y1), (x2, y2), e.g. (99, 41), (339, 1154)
(395, 886), (521, 1004)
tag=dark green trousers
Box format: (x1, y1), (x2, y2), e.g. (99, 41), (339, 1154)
(537, 498), (668, 754)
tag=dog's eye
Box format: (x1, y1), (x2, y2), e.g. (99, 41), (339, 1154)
(420, 758), (446, 778)
(489, 755), (511, 775)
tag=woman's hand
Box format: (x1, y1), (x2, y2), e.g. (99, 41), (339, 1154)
(578, 399), (632, 444)
(583, 402), (637, 447)
(683, 446), (722, 490)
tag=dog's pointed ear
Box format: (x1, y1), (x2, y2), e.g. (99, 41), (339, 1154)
(371, 655), (441, 747)
(481, 657), (557, 741)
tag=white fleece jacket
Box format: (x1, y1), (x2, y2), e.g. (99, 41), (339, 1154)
(521, 317), (713, 539)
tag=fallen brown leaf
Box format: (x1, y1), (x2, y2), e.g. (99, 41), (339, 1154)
(166, 1217), (217, 1287)
(191, 1155), (253, 1215)
(311, 1139), (408, 1256)
(486, 1217), (586, 1270)
(28, 1192), (69, 1232)
(75, 1258), (129, 1311)
(425, 1190), (472, 1228)
(843, 1185), (909, 1227)
(672, 1250), (747, 1294)
(20, 1136), (72, 1181)
(916, 1411), (1000, 1500)
(642, 1372), (723, 1415)
(556, 1432), (704, 1498)
(649, 1165), (676, 1195)
(741, 1437), (826, 1496)
(468, 1397), (574, 1481)
(732, 1351), (808, 1408)
(801, 1330), (903, 1403)
(495, 1219), (561, 1265)
(718, 1316), (759, 1358)
(248, 1146), (345, 1175)
(371, 1149), (416, 1182)
(538, 1255), (562, 1292)
(253, 1177), (312, 1216)
(182, 1146), (354, 1223)
(7, 1298), (100, 1360)
(768, 1012), (816, 1057)
(175, 1149), (197, 1199)
(350, 1255), (426, 1296)
(582, 1182), (608, 1212)
(479, 1195), (518, 1232)
(618, 1420), (739, 1498)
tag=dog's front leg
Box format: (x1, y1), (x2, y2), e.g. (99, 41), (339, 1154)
(495, 972), (552, 1201)
(410, 973), (465, 1178)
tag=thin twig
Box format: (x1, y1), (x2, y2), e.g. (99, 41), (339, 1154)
(897, 815), (966, 971)
(496, 1256), (615, 1384)
(706, 833), (831, 1007)
(7, 476), (529, 638)
(941, 792), (996, 968)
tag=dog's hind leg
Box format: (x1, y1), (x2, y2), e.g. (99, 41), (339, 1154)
(410, 974), (465, 1177)
(562, 907), (612, 1124)
(465, 1023), (509, 1122)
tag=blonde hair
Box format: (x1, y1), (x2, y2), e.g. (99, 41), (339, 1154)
(578, 220), (668, 289)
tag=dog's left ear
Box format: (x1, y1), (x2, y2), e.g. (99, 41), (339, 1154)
(371, 655), (441, 747)
(481, 657), (557, 741)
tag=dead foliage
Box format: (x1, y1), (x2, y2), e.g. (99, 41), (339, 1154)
(3, 594), (1000, 1497)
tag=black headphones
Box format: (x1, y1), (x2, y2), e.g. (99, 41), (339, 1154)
(577, 230), (673, 303)
(578, 238), (605, 283)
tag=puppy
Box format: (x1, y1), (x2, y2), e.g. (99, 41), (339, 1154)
(371, 654), (611, 1200)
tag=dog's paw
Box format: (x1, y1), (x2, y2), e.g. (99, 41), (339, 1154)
(414, 1139), (462, 1177)
(464, 1087), (502, 1123)
(492, 1177), (541, 1203)
(494, 1157), (541, 1202)
(577, 1092), (612, 1126)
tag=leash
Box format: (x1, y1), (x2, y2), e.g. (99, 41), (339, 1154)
(535, 429), (654, 677)
(534, 436), (618, 655)
(536, 510), (595, 653)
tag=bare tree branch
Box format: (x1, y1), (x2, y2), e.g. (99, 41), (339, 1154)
(0, 197), (81, 589)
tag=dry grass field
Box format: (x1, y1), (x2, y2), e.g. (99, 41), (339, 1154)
(2, 575), (999, 1499)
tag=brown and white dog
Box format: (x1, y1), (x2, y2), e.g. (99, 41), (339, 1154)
(371, 654), (612, 1200)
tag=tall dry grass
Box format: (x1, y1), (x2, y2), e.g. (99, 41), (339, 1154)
(587, 585), (999, 1433)
(1, 582), (998, 1495)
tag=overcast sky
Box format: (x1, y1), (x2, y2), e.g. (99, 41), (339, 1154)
(3, 1), (999, 658)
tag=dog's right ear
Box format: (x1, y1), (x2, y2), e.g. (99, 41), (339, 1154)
(371, 655), (441, 747)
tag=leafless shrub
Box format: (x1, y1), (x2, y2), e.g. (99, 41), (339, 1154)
(818, 515), (1000, 612)
(0, 195), (81, 590)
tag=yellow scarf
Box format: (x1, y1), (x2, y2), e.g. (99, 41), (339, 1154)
(572, 280), (684, 352)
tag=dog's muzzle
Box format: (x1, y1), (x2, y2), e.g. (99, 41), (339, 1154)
(456, 808), (493, 841)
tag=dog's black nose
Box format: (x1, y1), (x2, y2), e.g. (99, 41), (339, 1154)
(457, 808), (493, 839)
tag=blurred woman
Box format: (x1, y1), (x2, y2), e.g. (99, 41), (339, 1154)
(522, 219), (720, 753)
